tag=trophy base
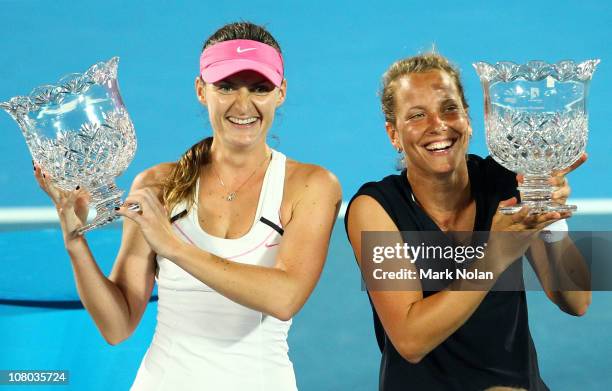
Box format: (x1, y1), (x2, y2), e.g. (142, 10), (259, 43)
(500, 174), (577, 215)
(75, 182), (124, 235)
(499, 202), (577, 215)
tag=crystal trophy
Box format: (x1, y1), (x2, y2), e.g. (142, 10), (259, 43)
(0, 57), (137, 233)
(474, 60), (599, 214)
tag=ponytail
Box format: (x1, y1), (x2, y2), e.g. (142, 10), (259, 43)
(162, 136), (213, 217)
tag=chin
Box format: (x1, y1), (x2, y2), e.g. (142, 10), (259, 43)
(430, 165), (456, 176)
(226, 130), (266, 148)
(417, 154), (464, 176)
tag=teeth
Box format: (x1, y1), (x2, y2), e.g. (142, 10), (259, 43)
(228, 117), (258, 125)
(425, 140), (453, 151)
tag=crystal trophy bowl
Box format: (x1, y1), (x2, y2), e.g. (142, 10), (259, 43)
(0, 57), (137, 233)
(473, 59), (599, 214)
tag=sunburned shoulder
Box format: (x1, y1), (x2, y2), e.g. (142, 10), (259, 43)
(131, 162), (177, 191)
(285, 159), (342, 199)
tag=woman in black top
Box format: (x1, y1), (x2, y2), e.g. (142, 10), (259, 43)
(344, 53), (590, 391)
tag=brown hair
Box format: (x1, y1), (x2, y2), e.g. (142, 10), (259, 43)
(161, 22), (281, 216)
(380, 52), (469, 125)
(202, 21), (281, 53)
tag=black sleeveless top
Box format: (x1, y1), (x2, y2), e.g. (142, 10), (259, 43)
(344, 155), (549, 391)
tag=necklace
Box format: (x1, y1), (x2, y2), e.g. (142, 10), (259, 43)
(211, 152), (271, 201)
(410, 191), (419, 206)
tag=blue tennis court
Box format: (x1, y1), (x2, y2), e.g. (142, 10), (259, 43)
(1, 1), (611, 390)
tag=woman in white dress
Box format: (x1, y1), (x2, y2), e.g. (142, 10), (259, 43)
(33, 21), (342, 390)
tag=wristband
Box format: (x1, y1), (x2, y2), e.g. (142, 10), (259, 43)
(539, 219), (568, 243)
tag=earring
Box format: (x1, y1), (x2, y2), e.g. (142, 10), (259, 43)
(397, 146), (403, 153)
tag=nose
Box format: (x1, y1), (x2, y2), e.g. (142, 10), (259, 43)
(427, 112), (449, 133)
(232, 87), (253, 112)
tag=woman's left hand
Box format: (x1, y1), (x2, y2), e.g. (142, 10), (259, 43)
(115, 188), (182, 259)
(517, 152), (587, 206)
(550, 153), (588, 205)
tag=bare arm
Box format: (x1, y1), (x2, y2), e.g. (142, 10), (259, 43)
(521, 153), (591, 316)
(346, 195), (560, 364)
(118, 165), (342, 321)
(35, 163), (166, 344)
(526, 237), (591, 316)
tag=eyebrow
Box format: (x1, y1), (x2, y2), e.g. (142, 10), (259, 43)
(214, 80), (272, 88)
(405, 105), (427, 112)
(404, 98), (460, 113)
(213, 80), (234, 87)
(440, 97), (459, 104)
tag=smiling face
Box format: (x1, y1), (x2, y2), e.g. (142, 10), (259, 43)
(196, 70), (286, 148)
(386, 70), (472, 176)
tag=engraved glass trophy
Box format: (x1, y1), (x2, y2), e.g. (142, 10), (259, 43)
(474, 60), (599, 214)
(0, 57), (137, 233)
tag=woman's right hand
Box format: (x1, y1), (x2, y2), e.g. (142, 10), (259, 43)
(33, 162), (91, 243)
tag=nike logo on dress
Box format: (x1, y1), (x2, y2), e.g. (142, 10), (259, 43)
(265, 242), (280, 248)
(236, 47), (256, 53)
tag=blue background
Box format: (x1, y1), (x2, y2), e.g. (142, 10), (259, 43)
(0, 0), (610, 205)
(1, 1), (611, 390)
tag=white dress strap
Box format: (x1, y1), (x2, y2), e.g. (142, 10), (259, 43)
(257, 150), (286, 226)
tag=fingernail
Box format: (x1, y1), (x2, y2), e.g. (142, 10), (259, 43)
(76, 186), (80, 190)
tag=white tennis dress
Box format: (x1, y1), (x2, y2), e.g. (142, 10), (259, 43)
(130, 150), (298, 390)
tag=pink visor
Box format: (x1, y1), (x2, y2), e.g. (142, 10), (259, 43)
(200, 39), (284, 87)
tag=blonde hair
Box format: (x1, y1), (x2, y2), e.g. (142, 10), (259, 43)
(162, 137), (212, 217)
(380, 52), (469, 125)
